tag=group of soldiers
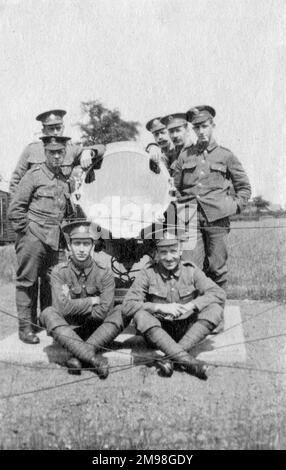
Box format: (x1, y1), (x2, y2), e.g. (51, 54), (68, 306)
(7, 105), (251, 381)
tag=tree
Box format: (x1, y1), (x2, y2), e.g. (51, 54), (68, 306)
(78, 100), (140, 146)
(252, 195), (271, 211)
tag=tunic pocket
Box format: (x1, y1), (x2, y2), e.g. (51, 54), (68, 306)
(70, 286), (82, 298)
(182, 160), (198, 188)
(86, 285), (100, 296)
(209, 162), (227, 187)
(148, 285), (168, 302)
(37, 188), (54, 198)
(178, 286), (196, 303)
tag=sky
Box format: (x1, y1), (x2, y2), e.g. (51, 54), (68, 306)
(0, 0), (286, 205)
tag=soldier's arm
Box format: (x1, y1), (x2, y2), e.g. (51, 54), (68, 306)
(122, 269), (151, 319)
(9, 145), (31, 198)
(191, 267), (226, 312)
(226, 152), (251, 212)
(173, 154), (184, 196)
(50, 268), (93, 319)
(73, 144), (106, 169)
(8, 170), (35, 232)
(91, 268), (115, 321)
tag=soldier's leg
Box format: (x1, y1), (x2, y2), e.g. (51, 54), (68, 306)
(86, 305), (129, 352)
(181, 210), (205, 268)
(204, 218), (230, 289)
(30, 281), (40, 332)
(179, 303), (224, 351)
(134, 310), (208, 380)
(41, 307), (108, 378)
(39, 248), (66, 312)
(15, 230), (45, 344)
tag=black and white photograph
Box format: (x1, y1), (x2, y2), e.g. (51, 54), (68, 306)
(0, 0), (285, 452)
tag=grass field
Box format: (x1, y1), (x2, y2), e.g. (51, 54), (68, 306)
(0, 218), (285, 301)
(227, 218), (286, 301)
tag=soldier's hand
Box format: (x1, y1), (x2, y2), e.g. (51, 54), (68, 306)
(180, 301), (196, 314)
(147, 145), (162, 164)
(80, 149), (94, 169)
(91, 296), (101, 306)
(158, 303), (188, 319)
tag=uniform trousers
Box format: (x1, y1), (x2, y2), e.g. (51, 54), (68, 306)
(15, 228), (62, 330)
(182, 208), (230, 288)
(41, 304), (126, 336)
(134, 303), (222, 338)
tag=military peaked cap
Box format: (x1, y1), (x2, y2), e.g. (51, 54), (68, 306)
(36, 109), (66, 125)
(161, 113), (187, 130)
(186, 105), (216, 125)
(146, 117), (165, 133)
(40, 135), (71, 150)
(62, 220), (100, 241)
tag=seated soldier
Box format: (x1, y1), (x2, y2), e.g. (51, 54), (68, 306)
(40, 220), (125, 379)
(122, 228), (226, 380)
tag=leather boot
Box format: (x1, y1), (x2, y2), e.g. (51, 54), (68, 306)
(66, 357), (82, 375)
(175, 355), (209, 381)
(89, 356), (109, 380)
(19, 325), (40, 344)
(52, 326), (109, 378)
(155, 358), (174, 377)
(145, 326), (208, 380)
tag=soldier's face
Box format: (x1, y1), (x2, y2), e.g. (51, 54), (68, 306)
(168, 125), (188, 147)
(45, 149), (66, 172)
(193, 119), (214, 145)
(157, 243), (182, 271)
(43, 124), (64, 136)
(153, 129), (171, 149)
(70, 239), (94, 262)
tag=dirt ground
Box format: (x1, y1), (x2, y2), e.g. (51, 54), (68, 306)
(0, 282), (286, 450)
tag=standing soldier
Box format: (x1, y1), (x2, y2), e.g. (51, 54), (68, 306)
(8, 135), (75, 344)
(173, 106), (251, 288)
(122, 229), (225, 380)
(41, 220), (126, 378)
(145, 117), (178, 176)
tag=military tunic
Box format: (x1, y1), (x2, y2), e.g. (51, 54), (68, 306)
(40, 257), (123, 334)
(173, 139), (251, 287)
(8, 163), (73, 327)
(173, 139), (251, 221)
(122, 260), (225, 337)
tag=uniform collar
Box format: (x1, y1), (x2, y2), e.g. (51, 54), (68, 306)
(158, 262), (182, 280)
(207, 139), (218, 152)
(43, 162), (65, 179)
(69, 256), (93, 276)
(195, 138), (218, 154)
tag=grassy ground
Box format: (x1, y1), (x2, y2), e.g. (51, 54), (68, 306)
(227, 218), (286, 301)
(1, 218), (286, 301)
(0, 295), (285, 450)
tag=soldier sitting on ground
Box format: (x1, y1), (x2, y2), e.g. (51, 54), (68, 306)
(122, 228), (226, 380)
(40, 220), (126, 379)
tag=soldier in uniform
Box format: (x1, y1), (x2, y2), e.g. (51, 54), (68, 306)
(8, 135), (76, 344)
(122, 228), (225, 380)
(40, 220), (126, 378)
(9, 109), (105, 197)
(9, 109), (105, 319)
(173, 105), (251, 288)
(145, 117), (178, 176)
